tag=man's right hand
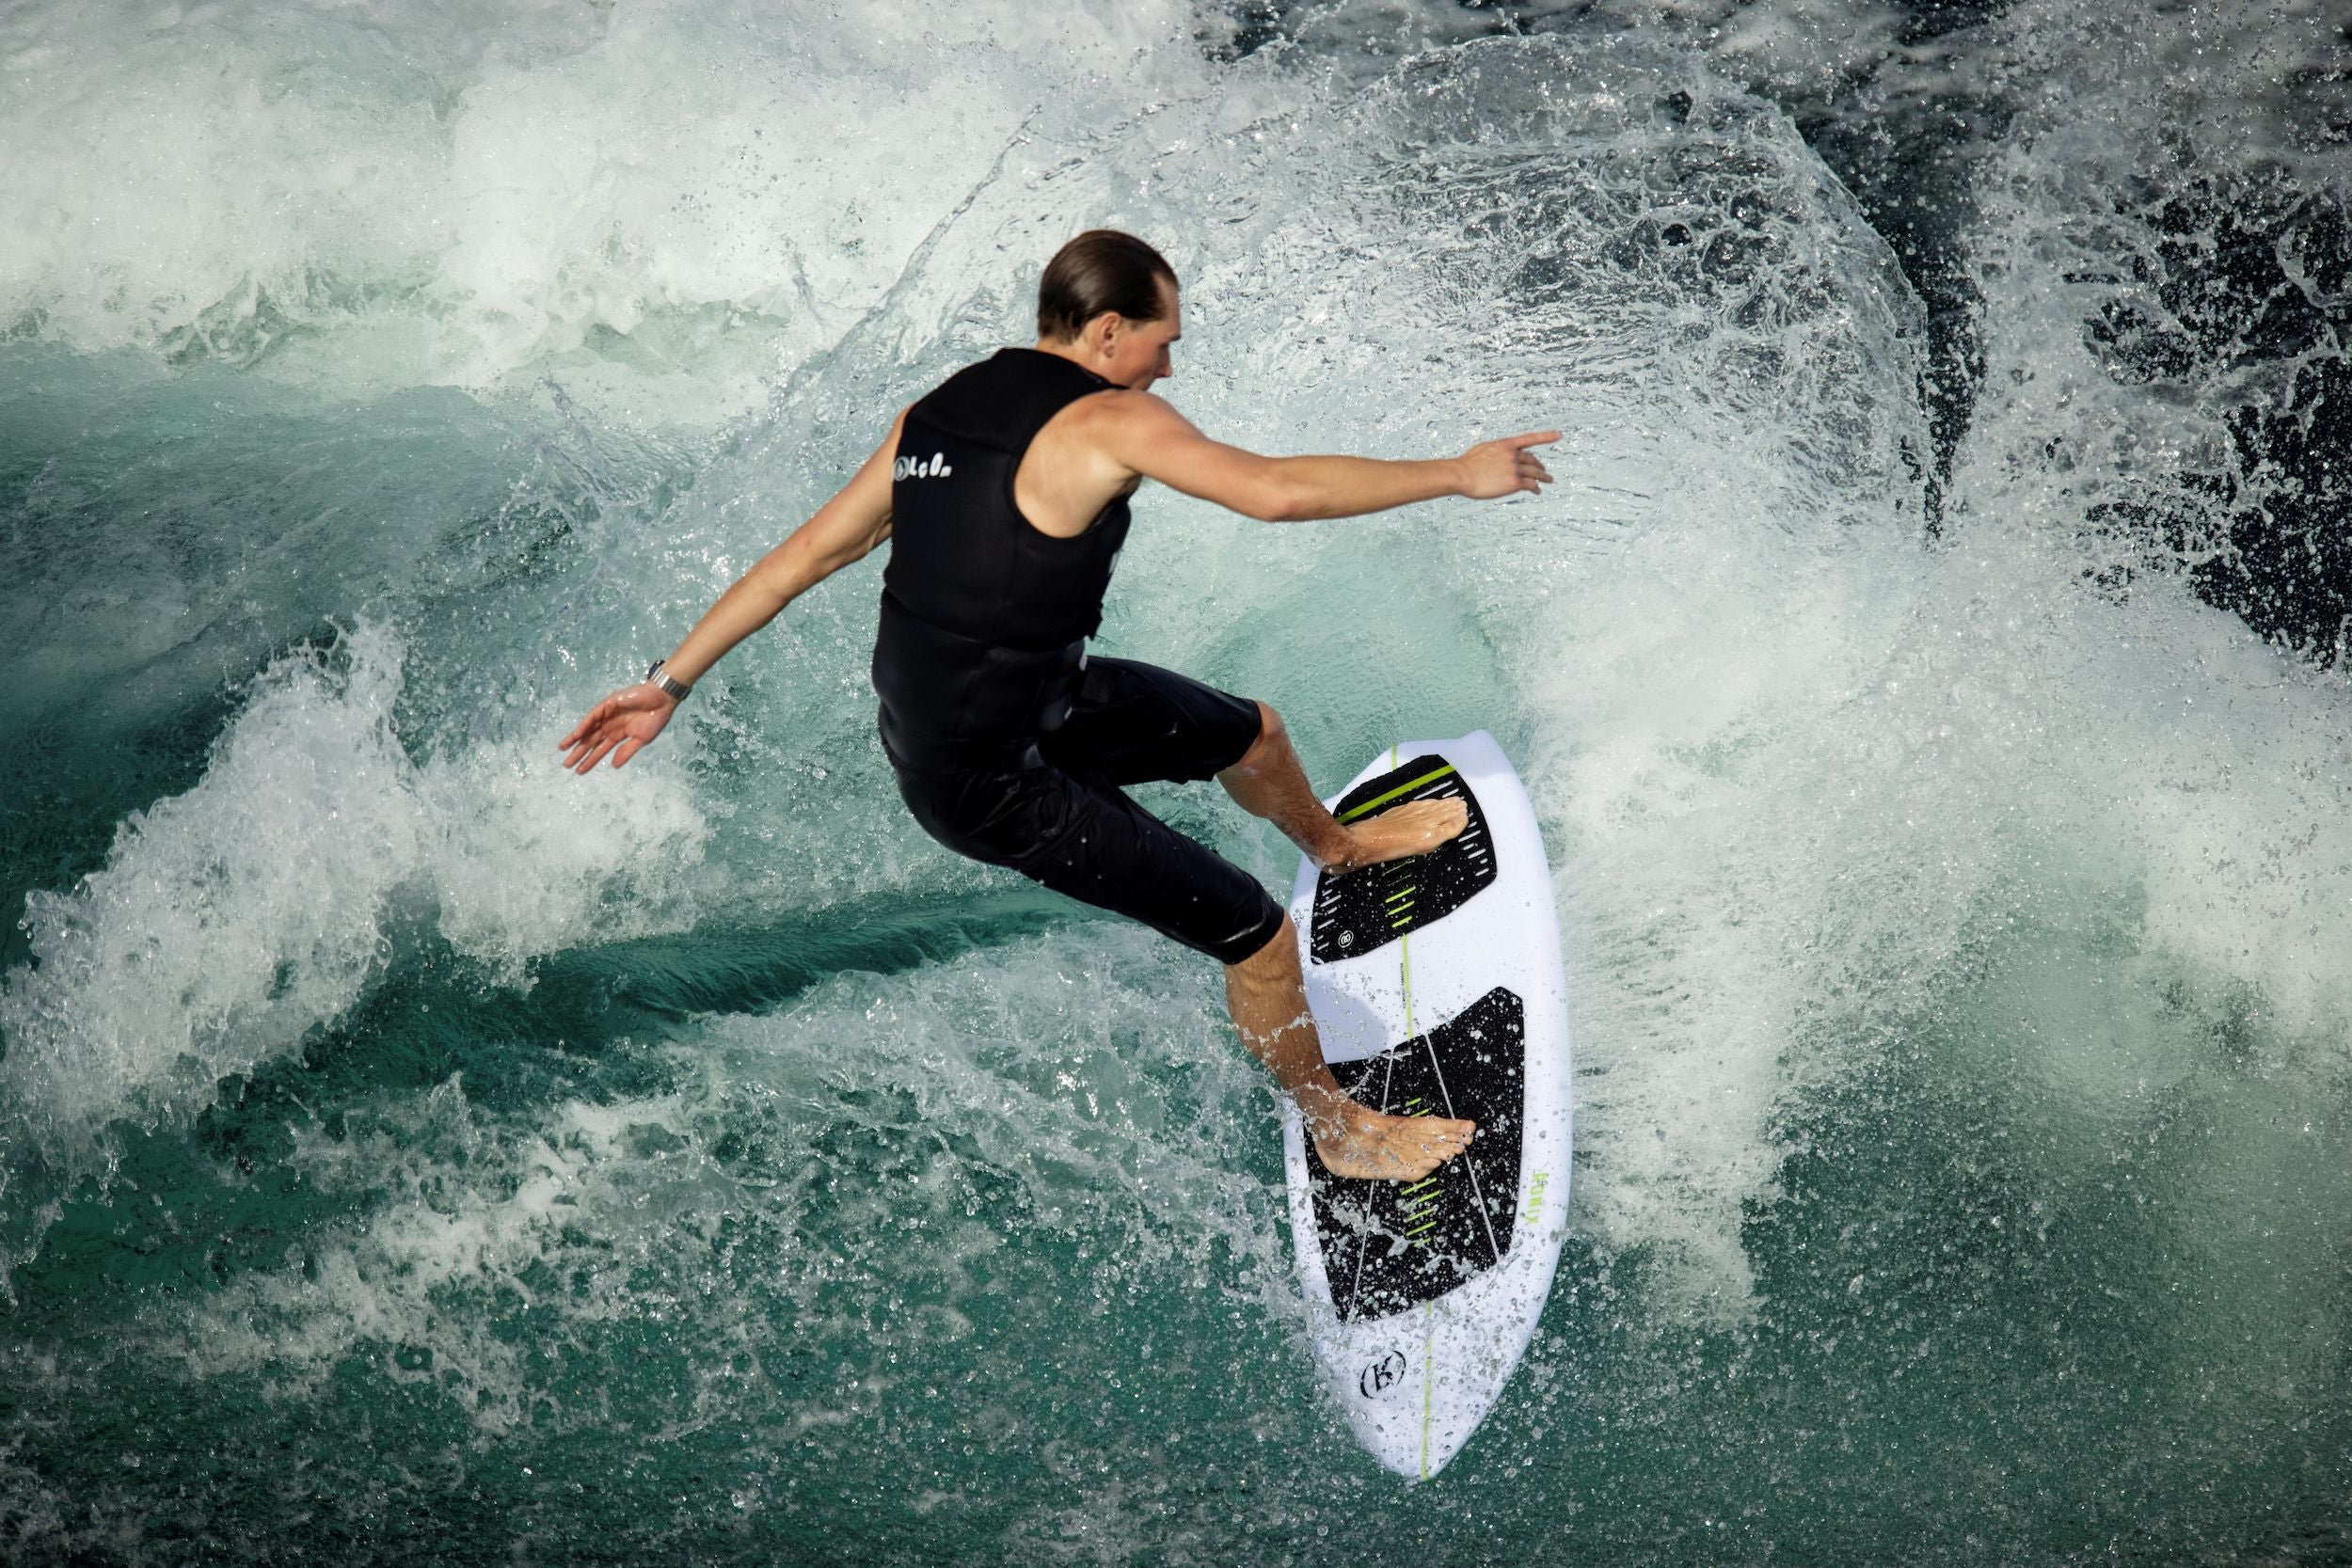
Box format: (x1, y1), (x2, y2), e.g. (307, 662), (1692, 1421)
(558, 684), (677, 774)
(1456, 431), (1561, 499)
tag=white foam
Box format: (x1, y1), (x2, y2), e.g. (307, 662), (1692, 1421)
(0, 0), (1207, 422)
(0, 621), (710, 1192)
(1942, 0), (2352, 1046)
(675, 35), (1939, 1313)
(150, 926), (1295, 1428)
(422, 731), (711, 985)
(1, 623), (425, 1152)
(12, 4), (2351, 1340)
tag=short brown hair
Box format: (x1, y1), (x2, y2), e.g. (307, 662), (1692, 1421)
(1038, 230), (1176, 341)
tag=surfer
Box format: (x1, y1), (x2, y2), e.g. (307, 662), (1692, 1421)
(560, 230), (1555, 1180)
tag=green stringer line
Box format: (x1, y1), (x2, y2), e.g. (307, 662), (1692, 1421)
(1335, 763), (1460, 824)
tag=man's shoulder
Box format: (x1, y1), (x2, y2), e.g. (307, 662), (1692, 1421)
(1048, 389), (1192, 470)
(1065, 386), (1177, 431)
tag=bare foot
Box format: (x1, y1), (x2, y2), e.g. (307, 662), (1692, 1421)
(1309, 1096), (1475, 1180)
(1318, 798), (1470, 873)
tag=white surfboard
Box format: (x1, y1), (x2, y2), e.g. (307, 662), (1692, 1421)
(1281, 730), (1572, 1481)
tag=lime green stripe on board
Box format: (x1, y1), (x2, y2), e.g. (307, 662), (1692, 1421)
(1421, 1299), (1436, 1480)
(1397, 926), (1417, 1024)
(1374, 745), (1439, 1480)
(1335, 762), (1458, 823)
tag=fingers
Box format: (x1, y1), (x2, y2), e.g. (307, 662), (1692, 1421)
(556, 701), (608, 752)
(558, 692), (626, 754)
(561, 716), (630, 774)
(560, 729), (604, 770)
(573, 733), (624, 774)
(1464, 433), (1556, 499)
(559, 690), (665, 773)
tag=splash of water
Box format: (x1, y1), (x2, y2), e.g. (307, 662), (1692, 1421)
(5, 2), (2352, 1560)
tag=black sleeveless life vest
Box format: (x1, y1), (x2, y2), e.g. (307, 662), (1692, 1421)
(872, 348), (1132, 754)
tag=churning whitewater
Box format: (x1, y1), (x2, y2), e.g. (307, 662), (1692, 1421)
(2, 1), (2347, 1562)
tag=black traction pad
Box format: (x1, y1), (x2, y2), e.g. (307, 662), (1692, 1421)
(1308, 754), (1497, 964)
(1306, 987), (1526, 1323)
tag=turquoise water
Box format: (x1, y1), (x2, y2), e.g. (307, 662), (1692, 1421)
(5, 3), (2350, 1562)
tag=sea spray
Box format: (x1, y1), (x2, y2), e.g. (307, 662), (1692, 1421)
(2, 2), (2349, 1560)
(0, 622), (710, 1286)
(0, 0), (1212, 423)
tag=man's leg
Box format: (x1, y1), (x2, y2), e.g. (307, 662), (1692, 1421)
(1226, 915), (1473, 1180)
(1030, 663), (1477, 1180)
(1217, 703), (1469, 870)
(896, 746), (1477, 1180)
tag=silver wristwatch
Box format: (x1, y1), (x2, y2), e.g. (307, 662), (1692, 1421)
(644, 659), (692, 702)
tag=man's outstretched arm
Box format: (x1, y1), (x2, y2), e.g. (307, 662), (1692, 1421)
(558, 410), (904, 774)
(1097, 392), (1557, 522)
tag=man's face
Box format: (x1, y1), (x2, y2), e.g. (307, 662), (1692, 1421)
(1104, 276), (1181, 390)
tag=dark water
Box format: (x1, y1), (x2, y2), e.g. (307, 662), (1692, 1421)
(4, 1), (2349, 1562)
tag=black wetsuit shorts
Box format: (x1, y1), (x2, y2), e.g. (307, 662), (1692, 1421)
(882, 657), (1289, 966)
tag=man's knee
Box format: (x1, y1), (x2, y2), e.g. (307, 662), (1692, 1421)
(1223, 909), (1295, 974)
(1232, 700), (1283, 771)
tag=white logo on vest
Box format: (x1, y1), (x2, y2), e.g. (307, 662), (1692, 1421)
(894, 452), (953, 481)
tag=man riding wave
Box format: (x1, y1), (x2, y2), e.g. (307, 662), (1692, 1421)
(561, 230), (1556, 1180)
